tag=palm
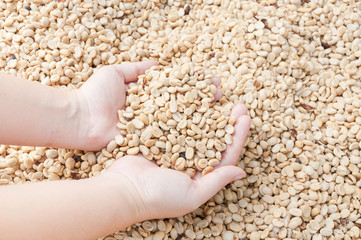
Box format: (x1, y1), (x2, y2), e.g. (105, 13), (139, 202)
(106, 104), (251, 219)
(77, 62), (157, 150)
(80, 66), (126, 142)
(84, 67), (127, 114)
(107, 156), (196, 219)
(76, 61), (251, 218)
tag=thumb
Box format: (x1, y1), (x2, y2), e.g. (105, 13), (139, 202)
(190, 166), (246, 209)
(113, 60), (158, 83)
(219, 114), (251, 167)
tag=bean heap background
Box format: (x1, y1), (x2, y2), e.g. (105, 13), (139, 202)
(1, 0), (361, 239)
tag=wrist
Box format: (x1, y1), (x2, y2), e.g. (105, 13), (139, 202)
(49, 88), (89, 150)
(69, 89), (93, 150)
(99, 171), (151, 224)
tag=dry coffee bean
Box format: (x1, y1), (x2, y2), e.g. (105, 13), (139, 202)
(1, 1), (361, 240)
(118, 65), (234, 174)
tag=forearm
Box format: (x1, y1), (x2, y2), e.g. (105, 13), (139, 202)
(0, 175), (138, 240)
(0, 73), (86, 149)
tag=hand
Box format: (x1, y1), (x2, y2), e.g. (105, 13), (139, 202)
(76, 61), (158, 151)
(103, 104), (251, 221)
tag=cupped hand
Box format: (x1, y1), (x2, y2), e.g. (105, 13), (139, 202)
(78, 60), (251, 220)
(76, 61), (158, 151)
(104, 104), (251, 221)
(76, 61), (227, 151)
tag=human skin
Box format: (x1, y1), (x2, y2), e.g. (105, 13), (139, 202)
(0, 61), (251, 239)
(0, 61), (158, 150)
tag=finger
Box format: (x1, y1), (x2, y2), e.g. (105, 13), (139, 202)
(212, 76), (222, 101)
(216, 103), (249, 167)
(213, 88), (223, 101)
(192, 104), (249, 179)
(230, 103), (248, 118)
(113, 60), (158, 83)
(189, 166), (246, 208)
(218, 114), (251, 167)
(193, 171), (202, 180)
(212, 76), (221, 87)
